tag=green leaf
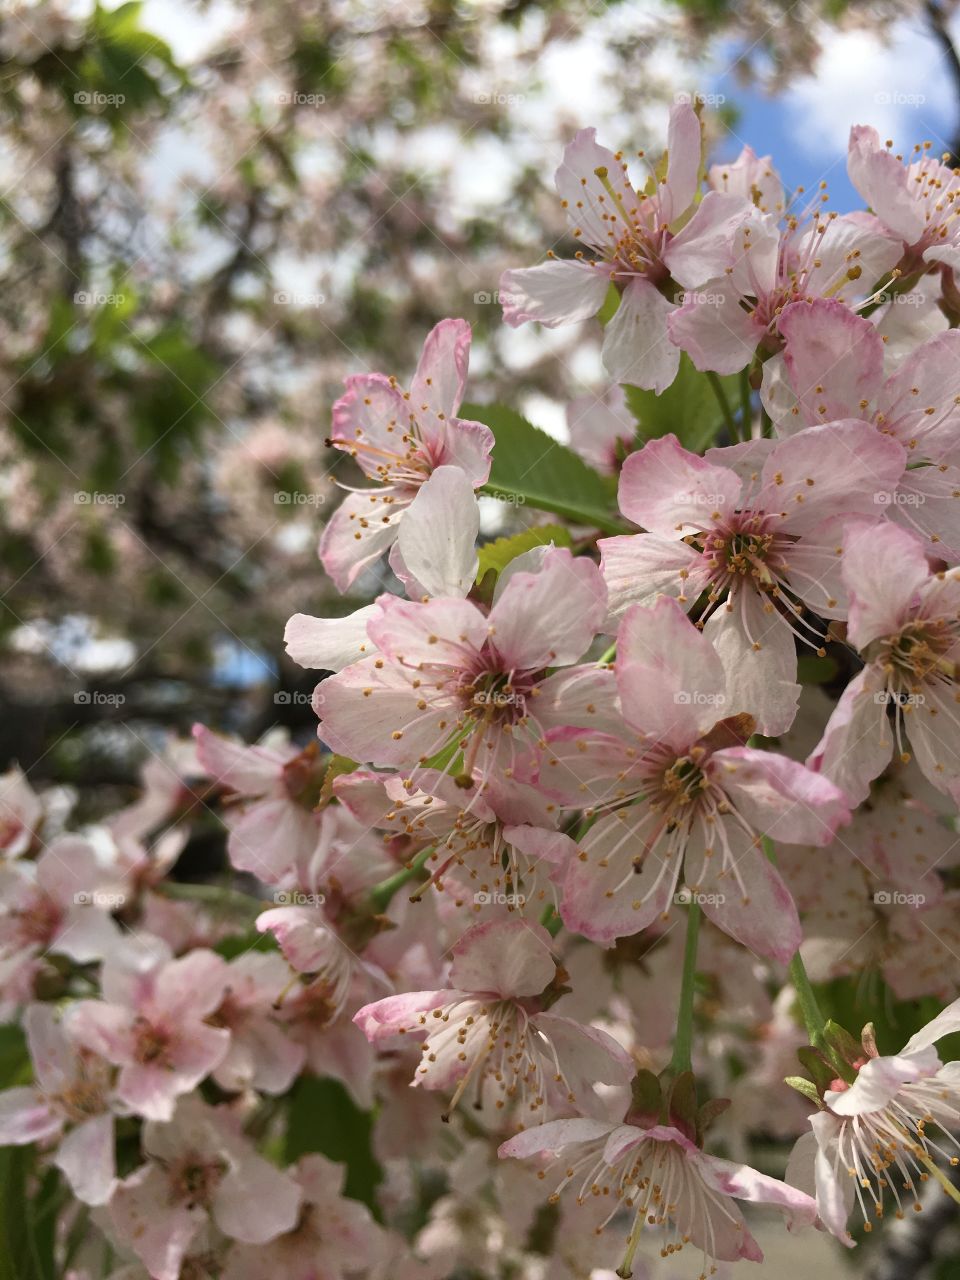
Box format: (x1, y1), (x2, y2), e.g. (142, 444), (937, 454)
(284, 1076), (383, 1217)
(623, 354), (737, 453)
(475, 525), (571, 583)
(463, 402), (622, 532)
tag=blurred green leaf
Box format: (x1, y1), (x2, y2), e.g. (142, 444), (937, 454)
(623, 354), (737, 452)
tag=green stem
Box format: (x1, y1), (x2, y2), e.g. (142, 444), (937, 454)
(668, 901), (701, 1074)
(706, 371), (737, 442)
(369, 845), (434, 912)
(596, 641), (616, 666)
(739, 366), (752, 440)
(762, 834), (826, 1047)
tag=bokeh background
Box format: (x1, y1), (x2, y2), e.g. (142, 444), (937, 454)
(2, 0), (959, 809)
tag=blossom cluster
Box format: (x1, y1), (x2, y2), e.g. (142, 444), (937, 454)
(3, 109), (960, 1279)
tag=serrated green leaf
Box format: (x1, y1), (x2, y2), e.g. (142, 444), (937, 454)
(623, 354), (737, 453)
(475, 525), (572, 582)
(463, 402), (622, 532)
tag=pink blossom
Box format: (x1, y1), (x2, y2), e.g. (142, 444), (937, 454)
(599, 425), (906, 732)
(354, 918), (634, 1124)
(319, 320), (493, 591)
(67, 943), (230, 1120)
(549, 598), (848, 962)
(314, 547), (616, 794)
(209, 952), (307, 1094)
(192, 725), (326, 880)
(847, 126), (960, 273)
(667, 204), (902, 374)
(222, 1152), (387, 1280)
(500, 1113), (817, 1273)
(707, 144), (784, 215)
(809, 521), (960, 805)
(0, 1003), (115, 1204)
(108, 1095), (302, 1280)
(787, 999), (960, 1244)
(566, 388), (634, 474)
(765, 297), (960, 556)
(500, 106), (751, 390)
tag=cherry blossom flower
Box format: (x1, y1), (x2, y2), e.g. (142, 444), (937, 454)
(66, 943), (230, 1121)
(809, 521), (960, 804)
(599, 425), (906, 733)
(667, 203), (902, 375)
(0, 1003), (115, 1204)
(319, 319), (493, 591)
(500, 105), (753, 391)
(334, 766), (575, 915)
(548, 598), (848, 962)
(193, 725), (328, 879)
(208, 952), (306, 1095)
(847, 126), (960, 274)
(107, 1095), (302, 1280)
(354, 918), (634, 1125)
(221, 1152), (387, 1280)
(0, 837), (122, 967)
(313, 546), (617, 795)
(787, 1000), (960, 1244)
(500, 1110), (817, 1275)
(763, 297), (960, 557)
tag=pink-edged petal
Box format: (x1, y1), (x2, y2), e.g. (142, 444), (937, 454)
(660, 101), (702, 222)
(227, 797), (318, 880)
(807, 665), (893, 806)
(435, 417), (494, 486)
(255, 907), (342, 974)
(498, 1116), (616, 1159)
(154, 949), (229, 1020)
(664, 190), (753, 288)
(318, 488), (408, 593)
(555, 128), (640, 250)
(847, 125), (925, 244)
(110, 1163), (203, 1280)
(708, 145), (784, 214)
(213, 1152), (302, 1244)
(709, 747), (849, 846)
(893, 465), (960, 561)
(353, 990), (451, 1041)
(54, 1112), (115, 1205)
(808, 1111), (856, 1243)
(449, 918), (556, 997)
(599, 531), (710, 624)
(842, 520), (928, 649)
(826, 1047), (941, 1116)
(0, 1088), (60, 1144)
(367, 595), (487, 666)
(601, 278), (679, 392)
(499, 259), (613, 327)
(503, 823), (576, 868)
(616, 596), (726, 746)
(192, 725), (290, 795)
(667, 278), (764, 375)
(701, 594), (800, 736)
(65, 1002), (135, 1066)
(758, 421), (905, 538)
(617, 433), (741, 537)
(561, 809), (678, 944)
(396, 466), (479, 599)
(315, 659), (451, 768)
(533, 1012), (634, 1089)
(409, 318), (471, 417)
(488, 547), (606, 669)
(328, 373), (411, 476)
(283, 606), (380, 672)
(684, 828), (802, 964)
(697, 1149), (818, 1225)
(778, 298), (884, 426)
